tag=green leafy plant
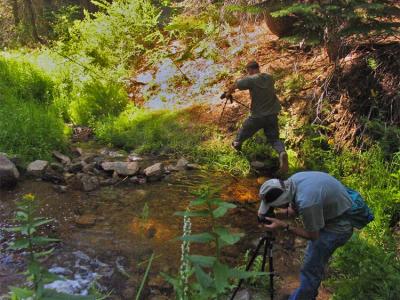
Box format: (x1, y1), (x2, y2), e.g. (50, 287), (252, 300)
(163, 187), (263, 299)
(69, 79), (128, 125)
(282, 73), (306, 97)
(3, 194), (94, 300)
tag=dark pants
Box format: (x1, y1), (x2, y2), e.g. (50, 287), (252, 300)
(289, 229), (353, 300)
(235, 114), (285, 153)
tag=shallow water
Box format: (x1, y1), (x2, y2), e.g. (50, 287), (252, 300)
(0, 169), (262, 298)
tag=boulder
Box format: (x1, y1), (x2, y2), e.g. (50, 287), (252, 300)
(144, 163), (164, 177)
(101, 161), (140, 176)
(27, 160), (49, 177)
(0, 154), (20, 188)
(52, 151), (71, 165)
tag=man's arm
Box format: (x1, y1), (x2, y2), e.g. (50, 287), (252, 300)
(226, 77), (252, 96)
(263, 217), (320, 241)
(226, 82), (238, 97)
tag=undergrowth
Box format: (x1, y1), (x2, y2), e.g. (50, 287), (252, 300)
(0, 57), (67, 162)
(297, 128), (400, 299)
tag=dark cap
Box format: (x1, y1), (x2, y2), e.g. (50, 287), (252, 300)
(246, 60), (260, 69)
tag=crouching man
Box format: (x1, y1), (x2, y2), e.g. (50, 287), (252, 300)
(258, 171), (357, 300)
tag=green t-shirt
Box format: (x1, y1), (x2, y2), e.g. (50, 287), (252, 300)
(236, 73), (281, 117)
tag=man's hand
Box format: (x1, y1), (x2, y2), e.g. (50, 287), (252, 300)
(263, 217), (288, 232)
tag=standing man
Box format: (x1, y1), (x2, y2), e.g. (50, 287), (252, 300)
(225, 60), (288, 174)
(257, 171), (359, 300)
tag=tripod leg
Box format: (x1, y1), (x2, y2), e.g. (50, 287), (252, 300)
(218, 98), (229, 125)
(267, 240), (275, 300)
(261, 238), (268, 272)
(230, 237), (266, 300)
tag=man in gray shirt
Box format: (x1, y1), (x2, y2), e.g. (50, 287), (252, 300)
(226, 61), (288, 173)
(258, 171), (354, 300)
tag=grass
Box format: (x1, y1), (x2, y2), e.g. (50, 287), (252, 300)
(0, 56), (67, 162)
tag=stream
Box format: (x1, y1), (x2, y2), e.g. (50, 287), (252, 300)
(0, 167), (268, 299)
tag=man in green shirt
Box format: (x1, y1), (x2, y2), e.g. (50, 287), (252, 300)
(226, 61), (288, 173)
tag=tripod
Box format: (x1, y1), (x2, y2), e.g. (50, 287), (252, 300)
(230, 232), (275, 300)
(218, 93), (250, 125)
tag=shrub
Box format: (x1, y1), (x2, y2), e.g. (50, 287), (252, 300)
(61, 0), (162, 69)
(330, 235), (400, 300)
(69, 79), (128, 125)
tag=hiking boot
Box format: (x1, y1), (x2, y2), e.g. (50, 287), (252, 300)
(278, 151), (289, 174)
(232, 141), (242, 151)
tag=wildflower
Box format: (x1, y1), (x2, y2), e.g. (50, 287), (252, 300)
(23, 193), (35, 201)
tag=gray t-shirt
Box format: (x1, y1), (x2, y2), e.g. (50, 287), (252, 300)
(290, 171), (353, 233)
(236, 73), (281, 117)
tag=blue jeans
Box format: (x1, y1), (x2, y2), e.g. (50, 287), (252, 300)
(289, 229), (353, 300)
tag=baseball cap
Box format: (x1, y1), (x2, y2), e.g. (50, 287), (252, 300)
(258, 179), (291, 215)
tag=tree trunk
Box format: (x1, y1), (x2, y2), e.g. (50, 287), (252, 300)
(23, 0), (42, 42)
(9, 0), (20, 26)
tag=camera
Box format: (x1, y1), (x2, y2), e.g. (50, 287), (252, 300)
(257, 207), (275, 225)
(220, 92), (233, 102)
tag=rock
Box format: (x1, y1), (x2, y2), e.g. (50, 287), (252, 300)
(144, 163), (164, 178)
(52, 185), (68, 193)
(0, 154), (20, 188)
(27, 160), (49, 177)
(101, 161), (140, 176)
(72, 147), (84, 156)
(176, 157), (189, 170)
(250, 161), (265, 169)
(232, 289), (251, 300)
(100, 149), (127, 158)
(64, 172), (75, 181)
(82, 162), (95, 173)
(130, 176), (147, 184)
(75, 214), (96, 227)
(128, 153), (144, 162)
(187, 163), (201, 170)
(68, 161), (84, 173)
(165, 164), (179, 172)
(81, 174), (100, 192)
(42, 169), (65, 184)
(50, 162), (64, 173)
(81, 154), (97, 164)
(53, 151), (71, 165)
